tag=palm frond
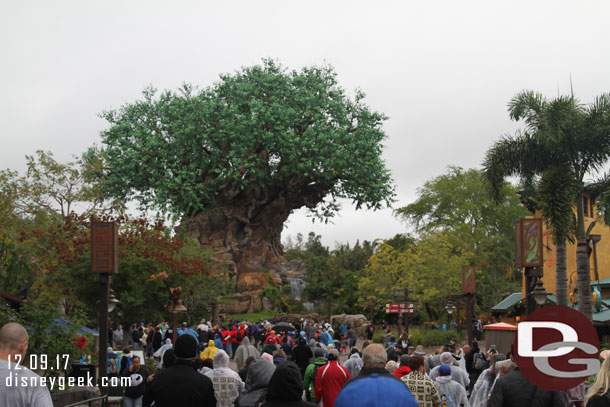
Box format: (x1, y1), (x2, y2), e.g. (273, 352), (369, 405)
(538, 166), (578, 244)
(482, 131), (553, 203)
(508, 90), (546, 130)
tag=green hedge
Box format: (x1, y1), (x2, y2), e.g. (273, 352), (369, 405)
(409, 328), (460, 347)
(371, 327), (460, 347)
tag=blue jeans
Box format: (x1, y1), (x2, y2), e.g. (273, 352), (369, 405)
(223, 343), (232, 357)
(123, 395), (142, 407)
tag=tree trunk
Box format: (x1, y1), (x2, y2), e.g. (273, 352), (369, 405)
(555, 241), (568, 306)
(575, 193), (592, 320)
(184, 195), (290, 290)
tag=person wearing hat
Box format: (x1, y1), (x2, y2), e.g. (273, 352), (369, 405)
(429, 352), (469, 389)
(434, 364), (469, 407)
(260, 361), (316, 407)
(314, 348), (350, 407)
(143, 333), (216, 407)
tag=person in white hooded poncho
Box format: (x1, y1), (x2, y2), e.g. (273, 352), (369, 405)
(434, 364), (469, 407)
(154, 338), (173, 362)
(469, 353), (506, 407)
(205, 349), (245, 407)
(235, 336), (259, 370)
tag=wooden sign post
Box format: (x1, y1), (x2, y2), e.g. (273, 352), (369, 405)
(91, 221), (118, 394)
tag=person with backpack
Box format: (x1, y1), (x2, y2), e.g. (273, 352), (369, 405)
(120, 347), (134, 372)
(434, 364), (469, 407)
(232, 324), (245, 359)
(465, 342), (485, 392)
(303, 348), (327, 403)
(280, 334), (294, 361)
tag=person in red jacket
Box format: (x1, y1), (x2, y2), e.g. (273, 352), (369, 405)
(221, 327), (232, 357)
(264, 330), (279, 345)
(231, 324), (246, 358)
(315, 349), (350, 407)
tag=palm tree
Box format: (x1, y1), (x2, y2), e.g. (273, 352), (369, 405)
(484, 91), (610, 320)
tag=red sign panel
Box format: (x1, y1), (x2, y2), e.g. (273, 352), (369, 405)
(462, 265), (476, 294)
(91, 222), (118, 274)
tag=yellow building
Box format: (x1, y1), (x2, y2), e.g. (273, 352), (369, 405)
(492, 187), (610, 333)
(530, 189), (610, 301)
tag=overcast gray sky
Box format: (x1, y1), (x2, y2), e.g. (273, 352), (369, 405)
(2, 0), (609, 248)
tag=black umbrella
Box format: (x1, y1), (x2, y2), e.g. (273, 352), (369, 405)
(273, 322), (296, 332)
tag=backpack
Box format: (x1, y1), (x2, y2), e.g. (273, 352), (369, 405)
(123, 356), (132, 370)
(236, 330), (243, 342)
(308, 364), (322, 402)
(473, 352), (485, 371)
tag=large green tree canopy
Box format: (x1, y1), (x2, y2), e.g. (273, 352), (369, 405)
(92, 60), (394, 219)
(89, 60), (395, 296)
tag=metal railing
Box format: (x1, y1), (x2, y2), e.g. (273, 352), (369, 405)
(58, 394), (108, 407)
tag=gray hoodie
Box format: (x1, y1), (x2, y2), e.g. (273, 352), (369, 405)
(235, 357), (275, 407)
(343, 353), (363, 377)
(434, 375), (470, 407)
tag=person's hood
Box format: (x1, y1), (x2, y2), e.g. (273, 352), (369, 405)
(208, 340), (216, 348)
(245, 358), (275, 391)
(309, 339), (316, 346)
(413, 350), (426, 357)
(349, 353), (361, 360)
(273, 356), (287, 364)
(213, 349), (230, 369)
(435, 375), (452, 384)
(242, 336), (251, 346)
(313, 359), (327, 366)
(393, 365), (411, 377)
(266, 362), (303, 402)
(262, 344), (277, 355)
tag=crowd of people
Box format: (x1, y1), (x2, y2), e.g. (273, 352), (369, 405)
(1, 319), (609, 407)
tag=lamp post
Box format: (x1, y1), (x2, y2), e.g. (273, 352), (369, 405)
(445, 299), (456, 324)
(168, 287), (187, 345)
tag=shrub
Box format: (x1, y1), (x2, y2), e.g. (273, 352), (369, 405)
(408, 328), (460, 347)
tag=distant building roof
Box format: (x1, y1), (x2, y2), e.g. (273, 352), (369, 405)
(491, 293), (522, 312)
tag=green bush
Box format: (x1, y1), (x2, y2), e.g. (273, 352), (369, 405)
(408, 328), (460, 347)
(372, 330), (384, 344)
